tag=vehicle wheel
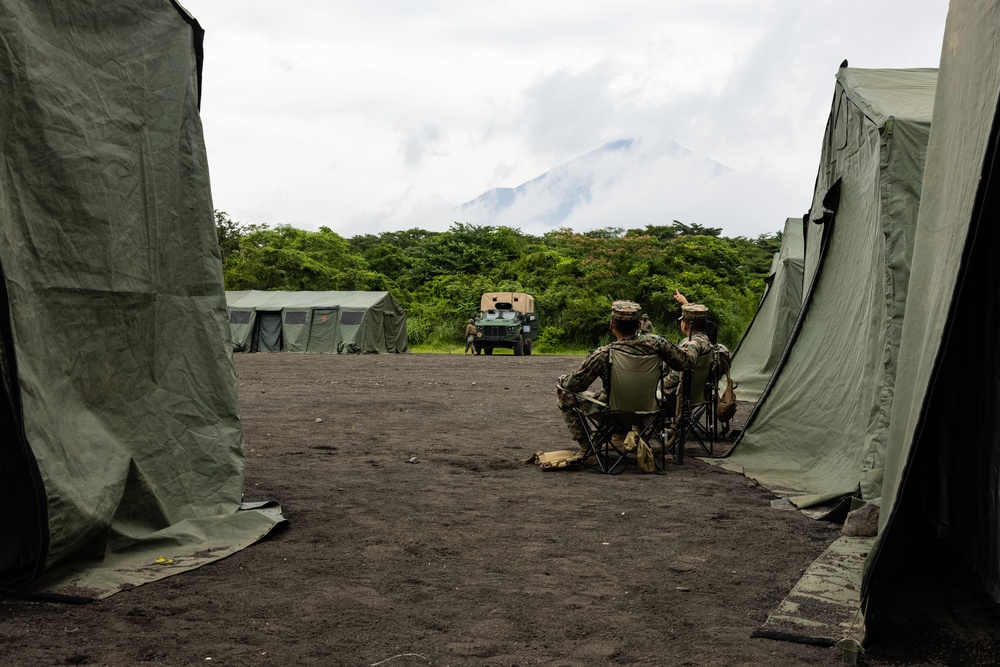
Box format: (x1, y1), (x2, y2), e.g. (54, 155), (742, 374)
(524, 339), (533, 356)
(483, 347), (493, 355)
(513, 338), (523, 356)
(473, 341), (482, 355)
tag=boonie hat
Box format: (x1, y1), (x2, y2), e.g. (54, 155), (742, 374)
(611, 300), (641, 321)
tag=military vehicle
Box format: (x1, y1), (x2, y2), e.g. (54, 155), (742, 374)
(472, 292), (539, 356)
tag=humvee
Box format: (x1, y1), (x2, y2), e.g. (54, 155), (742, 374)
(473, 292), (539, 356)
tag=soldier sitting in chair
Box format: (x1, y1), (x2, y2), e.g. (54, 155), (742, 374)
(555, 300), (695, 458)
(660, 303), (714, 409)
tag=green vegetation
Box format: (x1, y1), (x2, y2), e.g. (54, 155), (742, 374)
(216, 212), (781, 351)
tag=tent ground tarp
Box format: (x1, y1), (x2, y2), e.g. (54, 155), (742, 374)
(226, 290), (409, 354)
(753, 536), (874, 646)
(0, 0), (282, 599)
(711, 67), (936, 511)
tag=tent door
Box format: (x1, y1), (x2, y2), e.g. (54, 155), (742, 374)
(306, 308), (339, 353)
(254, 311), (283, 352)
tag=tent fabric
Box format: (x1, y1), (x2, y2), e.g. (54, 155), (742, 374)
(727, 217), (805, 402)
(0, 1), (282, 597)
(226, 290), (409, 354)
(863, 0), (1000, 628)
(713, 68), (936, 509)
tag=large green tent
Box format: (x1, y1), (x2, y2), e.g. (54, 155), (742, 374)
(727, 217), (805, 403)
(0, 1), (282, 599)
(862, 0), (1000, 634)
(226, 290), (409, 354)
(714, 66), (936, 511)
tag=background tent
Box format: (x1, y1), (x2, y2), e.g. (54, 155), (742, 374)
(714, 67), (936, 511)
(862, 0), (1000, 634)
(727, 217), (805, 402)
(226, 290), (409, 354)
(0, 1), (282, 598)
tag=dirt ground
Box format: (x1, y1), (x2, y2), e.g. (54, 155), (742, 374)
(2, 353), (999, 666)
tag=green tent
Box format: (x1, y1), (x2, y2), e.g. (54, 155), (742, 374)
(0, 1), (282, 599)
(727, 217), (805, 403)
(714, 66), (937, 511)
(226, 290), (409, 354)
(862, 0), (1000, 634)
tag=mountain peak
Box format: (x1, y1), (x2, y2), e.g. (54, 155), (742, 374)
(458, 137), (728, 231)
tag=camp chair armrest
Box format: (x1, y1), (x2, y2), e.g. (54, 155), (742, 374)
(562, 390), (608, 409)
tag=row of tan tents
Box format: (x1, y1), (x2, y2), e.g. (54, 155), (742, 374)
(720, 0), (1000, 646)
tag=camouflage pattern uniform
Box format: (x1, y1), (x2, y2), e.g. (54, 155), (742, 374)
(639, 314), (653, 334)
(661, 304), (714, 402)
(556, 301), (695, 446)
(464, 320), (478, 354)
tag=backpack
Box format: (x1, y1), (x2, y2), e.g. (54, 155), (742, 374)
(717, 369), (737, 422)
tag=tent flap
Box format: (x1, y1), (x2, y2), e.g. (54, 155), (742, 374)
(0, 0), (282, 596)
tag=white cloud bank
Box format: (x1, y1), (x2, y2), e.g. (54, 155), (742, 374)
(180, 0), (949, 239)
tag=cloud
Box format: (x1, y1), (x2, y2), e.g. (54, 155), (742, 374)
(518, 63), (621, 155)
(184, 0), (949, 240)
(398, 123), (446, 168)
(456, 136), (797, 239)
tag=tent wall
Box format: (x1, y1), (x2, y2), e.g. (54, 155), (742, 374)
(228, 308), (257, 352)
(718, 68), (936, 509)
(280, 308), (312, 353)
(863, 0), (1000, 628)
(384, 310), (407, 354)
(0, 0), (280, 595)
(728, 217), (805, 402)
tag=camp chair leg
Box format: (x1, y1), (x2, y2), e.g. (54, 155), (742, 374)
(575, 414), (628, 474)
(674, 423), (685, 465)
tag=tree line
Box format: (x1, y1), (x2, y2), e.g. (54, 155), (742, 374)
(216, 211), (781, 351)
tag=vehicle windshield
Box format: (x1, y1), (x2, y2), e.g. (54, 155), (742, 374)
(500, 311), (518, 320)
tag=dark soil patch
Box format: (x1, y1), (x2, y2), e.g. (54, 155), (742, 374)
(1, 353), (997, 665)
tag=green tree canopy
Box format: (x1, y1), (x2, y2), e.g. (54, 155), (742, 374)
(216, 214), (781, 350)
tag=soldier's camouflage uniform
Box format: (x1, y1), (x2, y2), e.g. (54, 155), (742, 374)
(660, 331), (714, 403)
(556, 333), (694, 445)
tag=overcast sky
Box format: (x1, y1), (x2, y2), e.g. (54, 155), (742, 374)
(180, 1), (949, 240)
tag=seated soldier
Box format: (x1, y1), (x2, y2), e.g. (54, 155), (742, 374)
(556, 300), (695, 456)
(660, 303), (714, 409)
(705, 320), (731, 374)
(705, 320), (735, 435)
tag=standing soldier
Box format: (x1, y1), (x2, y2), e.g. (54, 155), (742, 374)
(639, 313), (654, 334)
(464, 319), (478, 355)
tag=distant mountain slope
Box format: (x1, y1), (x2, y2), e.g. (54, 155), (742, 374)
(458, 137), (735, 232)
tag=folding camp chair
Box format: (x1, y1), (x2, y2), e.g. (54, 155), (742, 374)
(569, 348), (671, 474)
(668, 351), (717, 464)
